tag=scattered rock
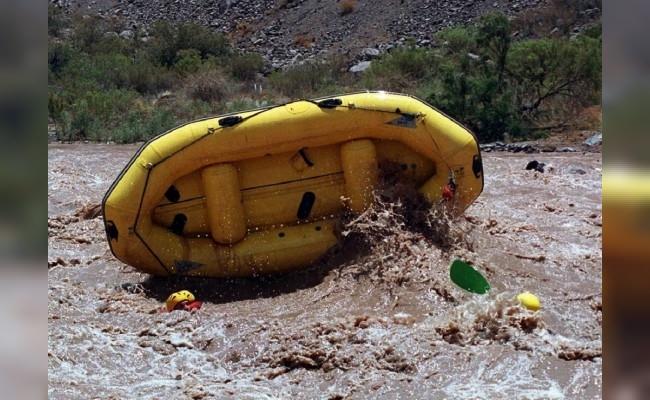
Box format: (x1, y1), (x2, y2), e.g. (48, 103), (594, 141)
(566, 165), (587, 175)
(482, 141), (591, 154)
(525, 160), (546, 173)
(52, 0), (583, 72)
(349, 60), (372, 73)
(48, 257), (67, 267)
(359, 47), (381, 60)
(583, 132), (602, 147)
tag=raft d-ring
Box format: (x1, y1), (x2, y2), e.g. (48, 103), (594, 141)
(139, 160), (153, 170)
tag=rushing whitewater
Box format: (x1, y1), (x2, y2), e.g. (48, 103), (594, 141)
(49, 143), (601, 399)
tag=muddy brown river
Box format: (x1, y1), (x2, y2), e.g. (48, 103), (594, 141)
(48, 142), (602, 399)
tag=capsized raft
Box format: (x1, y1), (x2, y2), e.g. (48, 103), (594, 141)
(102, 91), (484, 277)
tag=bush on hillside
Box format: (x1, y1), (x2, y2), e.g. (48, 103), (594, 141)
(268, 60), (345, 98)
(511, 0), (602, 38)
(507, 35), (602, 129)
(47, 4), (601, 144)
(228, 53), (265, 82)
(428, 14), (518, 142)
(48, 4), (69, 37)
(48, 41), (75, 79)
(339, 0), (356, 16)
(185, 69), (230, 104)
(365, 45), (435, 84)
(147, 21), (232, 68)
(57, 89), (139, 141)
(426, 12), (601, 141)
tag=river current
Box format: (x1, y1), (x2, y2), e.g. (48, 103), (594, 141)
(48, 143), (602, 399)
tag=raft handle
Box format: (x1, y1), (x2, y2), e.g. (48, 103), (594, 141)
(165, 185), (181, 202)
(299, 149), (314, 167)
(219, 116), (243, 127)
(472, 154), (483, 178)
(317, 98), (342, 109)
(297, 191), (316, 219)
(170, 214), (187, 236)
(106, 220), (119, 241)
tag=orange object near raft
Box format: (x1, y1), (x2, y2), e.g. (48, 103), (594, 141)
(102, 91), (484, 277)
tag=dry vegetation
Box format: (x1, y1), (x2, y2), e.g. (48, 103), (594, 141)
(338, 0), (357, 16)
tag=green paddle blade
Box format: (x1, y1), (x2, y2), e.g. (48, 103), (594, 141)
(450, 259), (490, 294)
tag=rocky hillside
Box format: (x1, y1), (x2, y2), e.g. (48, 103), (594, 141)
(51, 0), (600, 70)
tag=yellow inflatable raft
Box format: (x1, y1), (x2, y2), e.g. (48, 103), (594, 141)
(102, 91), (483, 277)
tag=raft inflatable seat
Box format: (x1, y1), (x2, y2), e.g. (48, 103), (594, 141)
(102, 91), (484, 277)
(201, 163), (246, 244)
(341, 139), (379, 213)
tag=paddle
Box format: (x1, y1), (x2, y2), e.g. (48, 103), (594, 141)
(450, 259), (490, 294)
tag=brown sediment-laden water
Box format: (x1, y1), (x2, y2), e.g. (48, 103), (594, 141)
(48, 142), (602, 399)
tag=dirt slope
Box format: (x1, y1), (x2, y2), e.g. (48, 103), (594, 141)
(52, 0), (559, 68)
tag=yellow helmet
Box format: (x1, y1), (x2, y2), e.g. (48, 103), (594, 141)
(166, 290), (195, 311)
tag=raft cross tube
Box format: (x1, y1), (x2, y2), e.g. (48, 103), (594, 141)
(201, 164), (247, 244)
(341, 139), (379, 214)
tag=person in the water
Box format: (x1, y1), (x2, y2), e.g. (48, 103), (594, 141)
(164, 290), (202, 312)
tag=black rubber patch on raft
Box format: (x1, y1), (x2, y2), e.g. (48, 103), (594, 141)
(165, 185), (181, 202)
(218, 115), (243, 127)
(472, 155), (483, 178)
(106, 220), (118, 241)
(317, 98), (342, 108)
(170, 214), (187, 236)
(297, 192), (316, 219)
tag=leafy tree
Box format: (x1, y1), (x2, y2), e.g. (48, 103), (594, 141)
(475, 12), (511, 84)
(506, 36), (602, 127)
(46, 7), (601, 144)
(429, 19), (518, 142)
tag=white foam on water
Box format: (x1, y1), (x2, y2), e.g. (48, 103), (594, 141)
(48, 147), (602, 399)
(439, 352), (565, 399)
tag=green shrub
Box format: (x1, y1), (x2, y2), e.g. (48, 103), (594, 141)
(361, 45), (437, 94)
(72, 15), (102, 50)
(228, 53), (265, 82)
(428, 16), (516, 142)
(173, 48), (204, 76)
(435, 26), (476, 55)
(47, 7), (601, 145)
(58, 89), (140, 141)
(113, 108), (179, 143)
(268, 61), (339, 98)
(428, 66), (519, 142)
(48, 4), (68, 37)
(147, 21), (232, 68)
(48, 40), (75, 79)
(185, 69), (230, 103)
(123, 60), (175, 95)
(582, 23), (602, 39)
(506, 36), (602, 127)
(59, 98), (101, 141)
(475, 12), (511, 82)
